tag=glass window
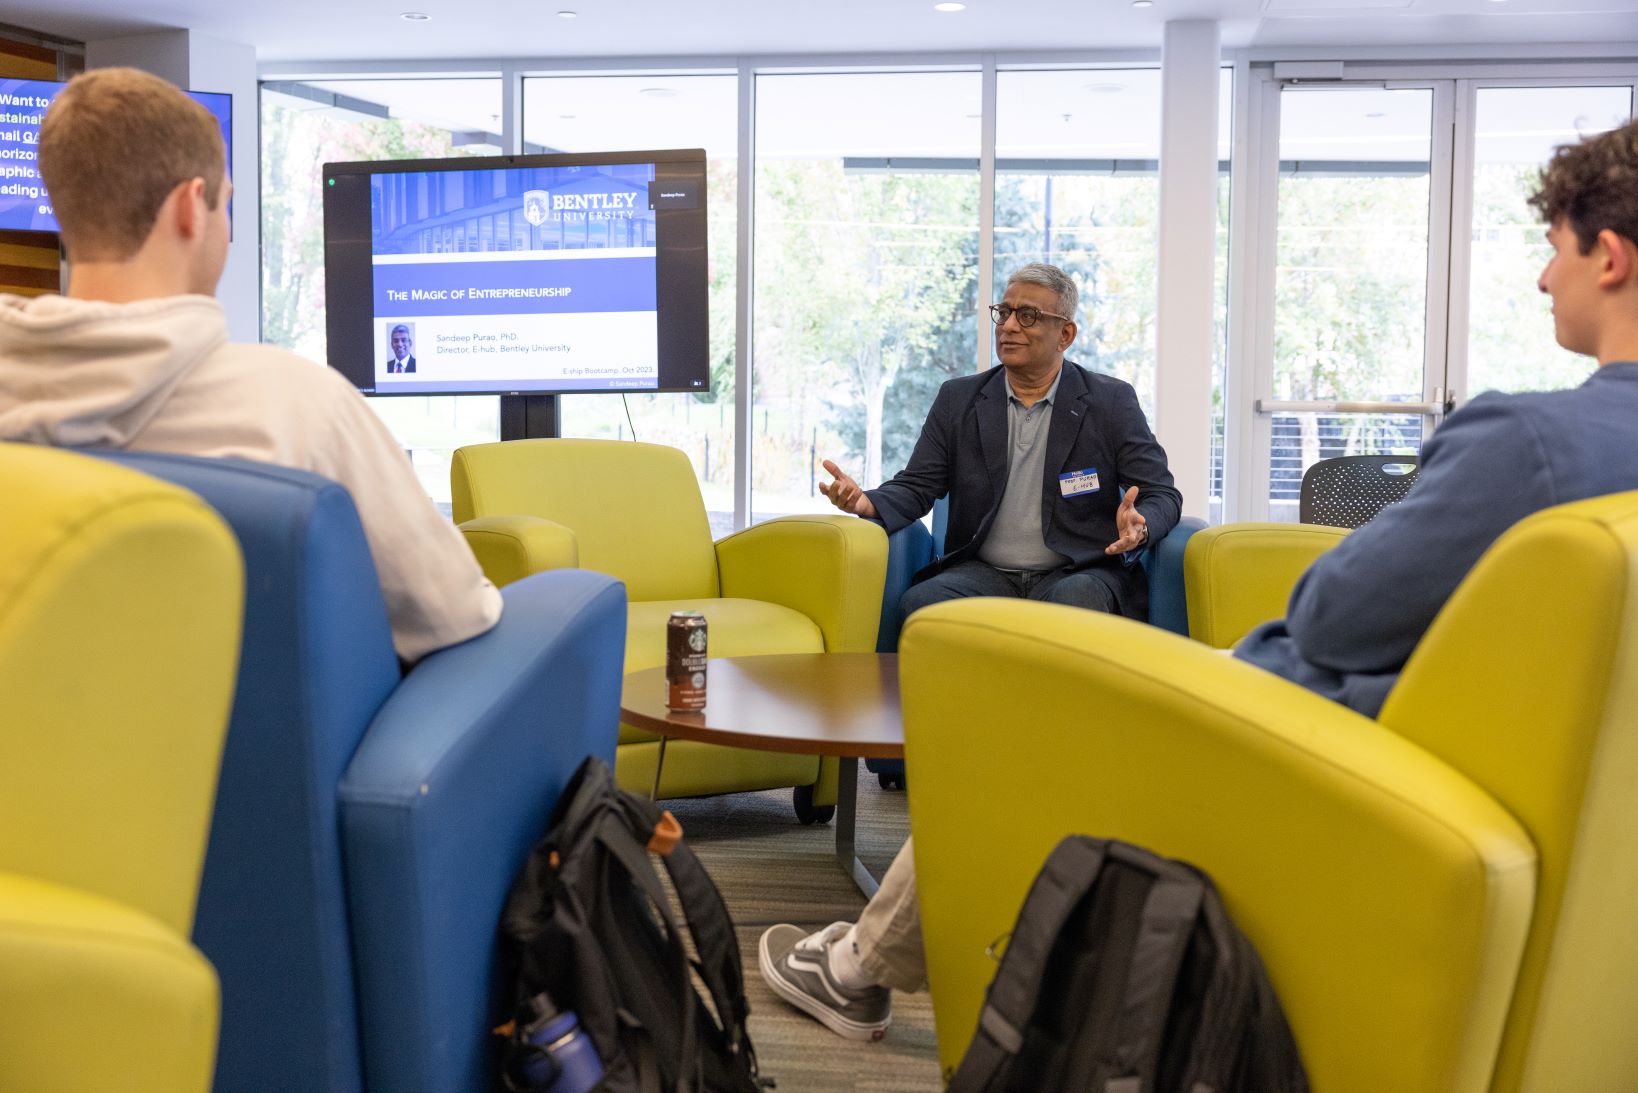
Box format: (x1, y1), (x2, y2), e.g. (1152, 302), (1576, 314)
(753, 71), (981, 524)
(994, 68), (1231, 518)
(995, 70), (1164, 413)
(523, 74), (738, 536)
(260, 78), (504, 508)
(1467, 85), (1633, 397)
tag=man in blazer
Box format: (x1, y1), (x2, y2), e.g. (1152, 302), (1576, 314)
(820, 262), (1181, 622)
(386, 324), (416, 373)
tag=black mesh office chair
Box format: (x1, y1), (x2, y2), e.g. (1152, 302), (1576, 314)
(1298, 454), (1420, 529)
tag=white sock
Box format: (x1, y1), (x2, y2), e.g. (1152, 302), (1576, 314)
(826, 924), (876, 989)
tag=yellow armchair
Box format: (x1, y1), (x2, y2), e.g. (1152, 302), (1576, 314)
(1184, 521), (1349, 648)
(452, 438), (887, 814)
(458, 512), (580, 585)
(0, 444), (243, 1093)
(901, 491), (1638, 1092)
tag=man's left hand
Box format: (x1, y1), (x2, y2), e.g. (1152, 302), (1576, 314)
(1104, 486), (1149, 555)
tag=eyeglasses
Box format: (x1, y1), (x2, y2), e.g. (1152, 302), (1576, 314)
(989, 303), (1071, 328)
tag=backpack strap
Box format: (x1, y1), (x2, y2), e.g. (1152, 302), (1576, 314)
(662, 843), (750, 1025)
(618, 790), (759, 1088)
(594, 816), (702, 1092)
(946, 836), (1111, 1093)
(1180, 888), (1309, 1093)
(1173, 885), (1247, 1089)
(617, 1009), (668, 1093)
(616, 791), (759, 1086)
(1100, 843), (1206, 1084)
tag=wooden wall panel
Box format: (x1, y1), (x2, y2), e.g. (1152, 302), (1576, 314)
(0, 233), (59, 296)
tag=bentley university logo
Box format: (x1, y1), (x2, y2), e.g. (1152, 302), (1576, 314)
(522, 190), (550, 227)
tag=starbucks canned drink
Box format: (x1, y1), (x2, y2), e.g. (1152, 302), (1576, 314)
(666, 611), (708, 711)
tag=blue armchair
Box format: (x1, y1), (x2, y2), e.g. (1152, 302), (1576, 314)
(94, 452), (626, 1093)
(874, 499), (1207, 785)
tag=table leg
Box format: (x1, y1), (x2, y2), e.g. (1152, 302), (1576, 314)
(649, 736), (669, 802)
(835, 757), (879, 899)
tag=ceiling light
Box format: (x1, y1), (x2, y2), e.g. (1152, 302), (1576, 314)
(934, 2), (966, 11)
(400, 11), (431, 19)
(1132, 0), (1154, 7)
(557, 9), (577, 17)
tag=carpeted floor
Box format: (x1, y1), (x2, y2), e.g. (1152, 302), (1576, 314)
(662, 764), (945, 1092)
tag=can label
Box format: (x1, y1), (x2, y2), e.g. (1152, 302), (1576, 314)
(666, 611), (708, 711)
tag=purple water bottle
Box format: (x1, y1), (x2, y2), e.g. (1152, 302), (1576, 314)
(518, 992), (605, 1093)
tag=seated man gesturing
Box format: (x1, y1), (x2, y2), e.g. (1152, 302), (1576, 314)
(820, 262), (1182, 624)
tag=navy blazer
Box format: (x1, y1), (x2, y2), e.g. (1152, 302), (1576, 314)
(865, 360), (1182, 618)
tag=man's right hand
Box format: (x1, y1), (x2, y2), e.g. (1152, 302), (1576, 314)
(819, 459), (877, 518)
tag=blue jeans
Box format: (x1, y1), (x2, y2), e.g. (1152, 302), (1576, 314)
(900, 558), (1120, 620)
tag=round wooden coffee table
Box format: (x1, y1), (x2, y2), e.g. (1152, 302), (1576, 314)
(620, 652), (903, 897)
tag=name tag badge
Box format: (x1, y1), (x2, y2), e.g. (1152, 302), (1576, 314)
(1059, 467), (1100, 497)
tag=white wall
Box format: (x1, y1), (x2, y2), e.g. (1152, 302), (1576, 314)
(85, 30), (260, 343)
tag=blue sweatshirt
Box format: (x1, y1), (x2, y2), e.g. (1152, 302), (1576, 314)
(1235, 362), (1638, 717)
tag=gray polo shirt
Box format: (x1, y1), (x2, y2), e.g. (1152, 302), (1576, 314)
(978, 368), (1072, 572)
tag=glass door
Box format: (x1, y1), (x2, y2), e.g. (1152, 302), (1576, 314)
(1256, 82), (1450, 521)
(1232, 69), (1636, 523)
(1457, 83), (1635, 400)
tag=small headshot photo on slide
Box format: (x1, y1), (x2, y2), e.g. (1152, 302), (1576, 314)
(385, 322), (417, 374)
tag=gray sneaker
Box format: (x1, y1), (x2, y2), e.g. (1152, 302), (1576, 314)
(758, 922), (891, 1042)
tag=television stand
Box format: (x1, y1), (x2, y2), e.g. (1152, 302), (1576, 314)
(499, 394), (559, 440)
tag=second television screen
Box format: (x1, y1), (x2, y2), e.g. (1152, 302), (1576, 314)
(323, 148), (708, 395)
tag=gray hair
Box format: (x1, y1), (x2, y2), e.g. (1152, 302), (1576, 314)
(390, 324), (411, 337)
(1006, 263), (1078, 321)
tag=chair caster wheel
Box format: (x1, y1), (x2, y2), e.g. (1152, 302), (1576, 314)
(793, 785), (835, 825)
(877, 772), (906, 791)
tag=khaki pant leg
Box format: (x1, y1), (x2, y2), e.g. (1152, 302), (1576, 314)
(853, 837), (927, 993)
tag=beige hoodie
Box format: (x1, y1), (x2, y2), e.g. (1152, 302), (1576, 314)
(0, 292), (501, 662)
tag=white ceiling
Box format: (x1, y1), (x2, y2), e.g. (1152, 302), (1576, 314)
(9, 0), (1638, 64)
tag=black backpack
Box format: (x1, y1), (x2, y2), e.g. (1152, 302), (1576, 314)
(498, 756), (764, 1093)
(947, 836), (1309, 1093)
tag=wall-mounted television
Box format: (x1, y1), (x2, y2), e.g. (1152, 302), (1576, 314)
(0, 77), (233, 234)
(321, 148), (710, 397)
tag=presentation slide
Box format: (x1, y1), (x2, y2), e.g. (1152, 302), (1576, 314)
(0, 78), (232, 234)
(367, 162), (668, 394)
